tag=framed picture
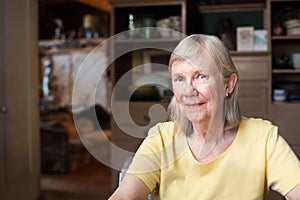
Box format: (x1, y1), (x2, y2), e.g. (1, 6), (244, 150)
(253, 29), (268, 51)
(237, 26), (254, 51)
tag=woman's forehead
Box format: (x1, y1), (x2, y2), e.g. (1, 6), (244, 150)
(171, 56), (217, 72)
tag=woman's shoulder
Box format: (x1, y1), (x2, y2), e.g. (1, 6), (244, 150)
(241, 116), (274, 126)
(147, 121), (180, 143)
(240, 116), (278, 136)
(148, 121), (175, 133)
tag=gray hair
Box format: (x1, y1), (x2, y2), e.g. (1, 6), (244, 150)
(168, 34), (241, 135)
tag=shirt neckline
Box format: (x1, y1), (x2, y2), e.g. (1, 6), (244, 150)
(184, 117), (245, 166)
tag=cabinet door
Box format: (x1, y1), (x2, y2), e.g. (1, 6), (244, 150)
(232, 55), (270, 119)
(238, 85), (268, 119)
(232, 56), (269, 81)
(0, 0), (40, 199)
(269, 104), (300, 200)
(269, 103), (300, 147)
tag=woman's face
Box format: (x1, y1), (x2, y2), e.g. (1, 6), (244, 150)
(171, 54), (226, 124)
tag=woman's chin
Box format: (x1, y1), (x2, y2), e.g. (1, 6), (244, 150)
(186, 113), (208, 124)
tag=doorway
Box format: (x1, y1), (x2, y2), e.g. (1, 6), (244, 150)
(38, 1), (113, 199)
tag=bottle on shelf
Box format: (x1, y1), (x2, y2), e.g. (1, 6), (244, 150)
(128, 13), (135, 39)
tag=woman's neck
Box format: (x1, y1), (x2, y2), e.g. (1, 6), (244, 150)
(187, 126), (237, 163)
(192, 117), (223, 140)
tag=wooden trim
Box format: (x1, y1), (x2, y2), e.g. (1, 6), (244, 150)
(109, 0), (186, 8)
(39, 47), (93, 56)
(181, 1), (186, 34)
(272, 36), (300, 40)
(269, 0), (299, 2)
(229, 51), (270, 56)
(114, 38), (183, 44)
(272, 101), (300, 105)
(198, 3), (265, 13)
(71, 0), (111, 12)
(272, 69), (300, 74)
(38, 38), (105, 55)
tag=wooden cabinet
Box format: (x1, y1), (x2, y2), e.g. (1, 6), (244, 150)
(268, 0), (300, 104)
(268, 102), (300, 200)
(109, 0), (186, 101)
(232, 54), (270, 118)
(109, 0), (187, 189)
(266, 1), (300, 199)
(270, 103), (300, 146)
(267, 0), (300, 156)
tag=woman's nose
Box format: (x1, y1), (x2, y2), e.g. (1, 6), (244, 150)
(183, 80), (198, 96)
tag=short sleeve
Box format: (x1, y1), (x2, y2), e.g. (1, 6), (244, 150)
(126, 124), (164, 191)
(267, 125), (300, 195)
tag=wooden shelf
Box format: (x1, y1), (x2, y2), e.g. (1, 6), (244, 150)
(38, 38), (105, 55)
(272, 69), (300, 74)
(272, 35), (300, 40)
(114, 37), (184, 44)
(39, 38), (105, 46)
(39, 47), (96, 55)
(198, 3), (265, 13)
(113, 37), (184, 51)
(229, 51), (270, 56)
(109, 0), (185, 7)
(272, 101), (300, 105)
(270, 0), (299, 2)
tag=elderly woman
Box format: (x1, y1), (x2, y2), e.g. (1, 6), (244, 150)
(109, 34), (300, 199)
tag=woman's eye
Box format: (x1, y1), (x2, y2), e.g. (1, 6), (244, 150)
(195, 73), (207, 80)
(174, 76), (184, 82)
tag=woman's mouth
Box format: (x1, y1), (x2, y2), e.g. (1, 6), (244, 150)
(185, 102), (205, 108)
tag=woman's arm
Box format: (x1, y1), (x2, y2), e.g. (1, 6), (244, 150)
(108, 174), (150, 200)
(285, 183), (300, 200)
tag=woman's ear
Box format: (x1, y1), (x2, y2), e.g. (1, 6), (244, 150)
(225, 73), (238, 95)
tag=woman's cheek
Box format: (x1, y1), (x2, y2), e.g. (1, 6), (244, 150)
(172, 85), (184, 99)
(173, 89), (182, 103)
(194, 84), (209, 96)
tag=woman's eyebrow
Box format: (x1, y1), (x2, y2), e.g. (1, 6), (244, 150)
(192, 68), (209, 74)
(171, 74), (183, 80)
(171, 71), (183, 76)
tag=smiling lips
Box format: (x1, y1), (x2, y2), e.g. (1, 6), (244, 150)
(184, 102), (206, 108)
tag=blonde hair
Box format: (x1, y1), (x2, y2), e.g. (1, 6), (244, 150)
(168, 34), (241, 134)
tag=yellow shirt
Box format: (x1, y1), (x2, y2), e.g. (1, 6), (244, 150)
(127, 117), (300, 199)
